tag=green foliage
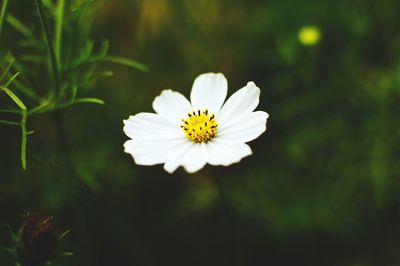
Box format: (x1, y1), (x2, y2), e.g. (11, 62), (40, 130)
(0, 0), (146, 170)
(2, 1), (400, 265)
(0, 0), (9, 39)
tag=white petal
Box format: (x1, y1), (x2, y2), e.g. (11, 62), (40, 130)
(217, 81), (260, 126)
(190, 73), (228, 114)
(152, 89), (192, 124)
(123, 112), (183, 140)
(124, 138), (187, 166)
(217, 111), (269, 143)
(205, 139), (252, 166)
(163, 141), (207, 174)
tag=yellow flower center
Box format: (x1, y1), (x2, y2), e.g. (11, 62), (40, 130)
(298, 26), (321, 46)
(180, 109), (218, 143)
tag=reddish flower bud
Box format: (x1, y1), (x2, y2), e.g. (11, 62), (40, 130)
(15, 210), (57, 266)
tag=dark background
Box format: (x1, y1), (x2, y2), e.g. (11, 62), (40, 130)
(1, 0), (400, 265)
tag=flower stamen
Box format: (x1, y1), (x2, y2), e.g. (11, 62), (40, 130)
(180, 109), (218, 143)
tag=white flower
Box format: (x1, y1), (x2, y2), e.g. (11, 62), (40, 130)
(123, 73), (269, 174)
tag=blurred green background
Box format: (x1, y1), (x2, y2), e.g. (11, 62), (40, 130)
(1, 0), (400, 265)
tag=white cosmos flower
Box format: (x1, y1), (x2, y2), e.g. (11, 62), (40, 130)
(123, 73), (269, 174)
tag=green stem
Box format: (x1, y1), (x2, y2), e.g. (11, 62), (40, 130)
(35, 0), (60, 100)
(21, 110), (27, 170)
(0, 119), (21, 126)
(53, 111), (76, 176)
(0, 0), (9, 40)
(54, 0), (65, 70)
(213, 175), (228, 208)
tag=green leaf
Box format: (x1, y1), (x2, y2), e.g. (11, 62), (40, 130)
(58, 229), (71, 240)
(0, 108), (20, 114)
(35, 0), (60, 99)
(59, 82), (69, 101)
(54, 0), (65, 70)
(74, 97), (104, 105)
(6, 14), (35, 39)
(43, 0), (56, 13)
(1, 87), (27, 110)
(4, 72), (20, 87)
(20, 110), (28, 170)
(0, 56), (15, 82)
(98, 40), (110, 57)
(8, 79), (38, 101)
(0, 0), (10, 40)
(97, 70), (114, 77)
(6, 14), (30, 36)
(95, 56), (148, 72)
(4, 54), (41, 101)
(7, 14), (43, 47)
(59, 252), (74, 257)
(0, 120), (21, 126)
(70, 84), (78, 102)
(83, 40), (95, 60)
(6, 225), (16, 246)
(19, 54), (43, 63)
(1, 87), (29, 171)
(0, 247), (15, 255)
(28, 101), (51, 115)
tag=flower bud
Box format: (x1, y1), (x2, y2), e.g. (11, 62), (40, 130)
(15, 210), (57, 266)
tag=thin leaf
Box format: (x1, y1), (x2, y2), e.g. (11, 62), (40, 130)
(83, 40), (95, 60)
(0, 0), (10, 40)
(0, 247), (15, 255)
(7, 15), (42, 48)
(74, 97), (104, 105)
(18, 38), (43, 49)
(59, 82), (69, 101)
(97, 70), (114, 77)
(28, 101), (51, 115)
(5, 53), (33, 78)
(27, 130), (35, 135)
(59, 252), (74, 257)
(70, 84), (78, 101)
(35, 0), (60, 99)
(1, 87), (27, 110)
(75, 0), (95, 31)
(42, 0), (56, 12)
(19, 54), (43, 63)
(6, 225), (16, 246)
(21, 110), (28, 170)
(0, 120), (21, 126)
(4, 72), (20, 87)
(1, 94), (28, 170)
(5, 54), (41, 101)
(95, 56), (148, 72)
(98, 40), (109, 57)
(54, 0), (65, 70)
(58, 229), (70, 240)
(9, 79), (38, 101)
(0, 56), (15, 82)
(0, 108), (19, 114)
(6, 14), (36, 39)
(0, 88), (29, 170)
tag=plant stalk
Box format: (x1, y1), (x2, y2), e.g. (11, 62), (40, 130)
(0, 0), (10, 40)
(54, 0), (65, 70)
(213, 175), (228, 208)
(35, 0), (61, 100)
(20, 110), (27, 170)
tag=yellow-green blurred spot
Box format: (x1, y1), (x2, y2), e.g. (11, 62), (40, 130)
(298, 26), (321, 46)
